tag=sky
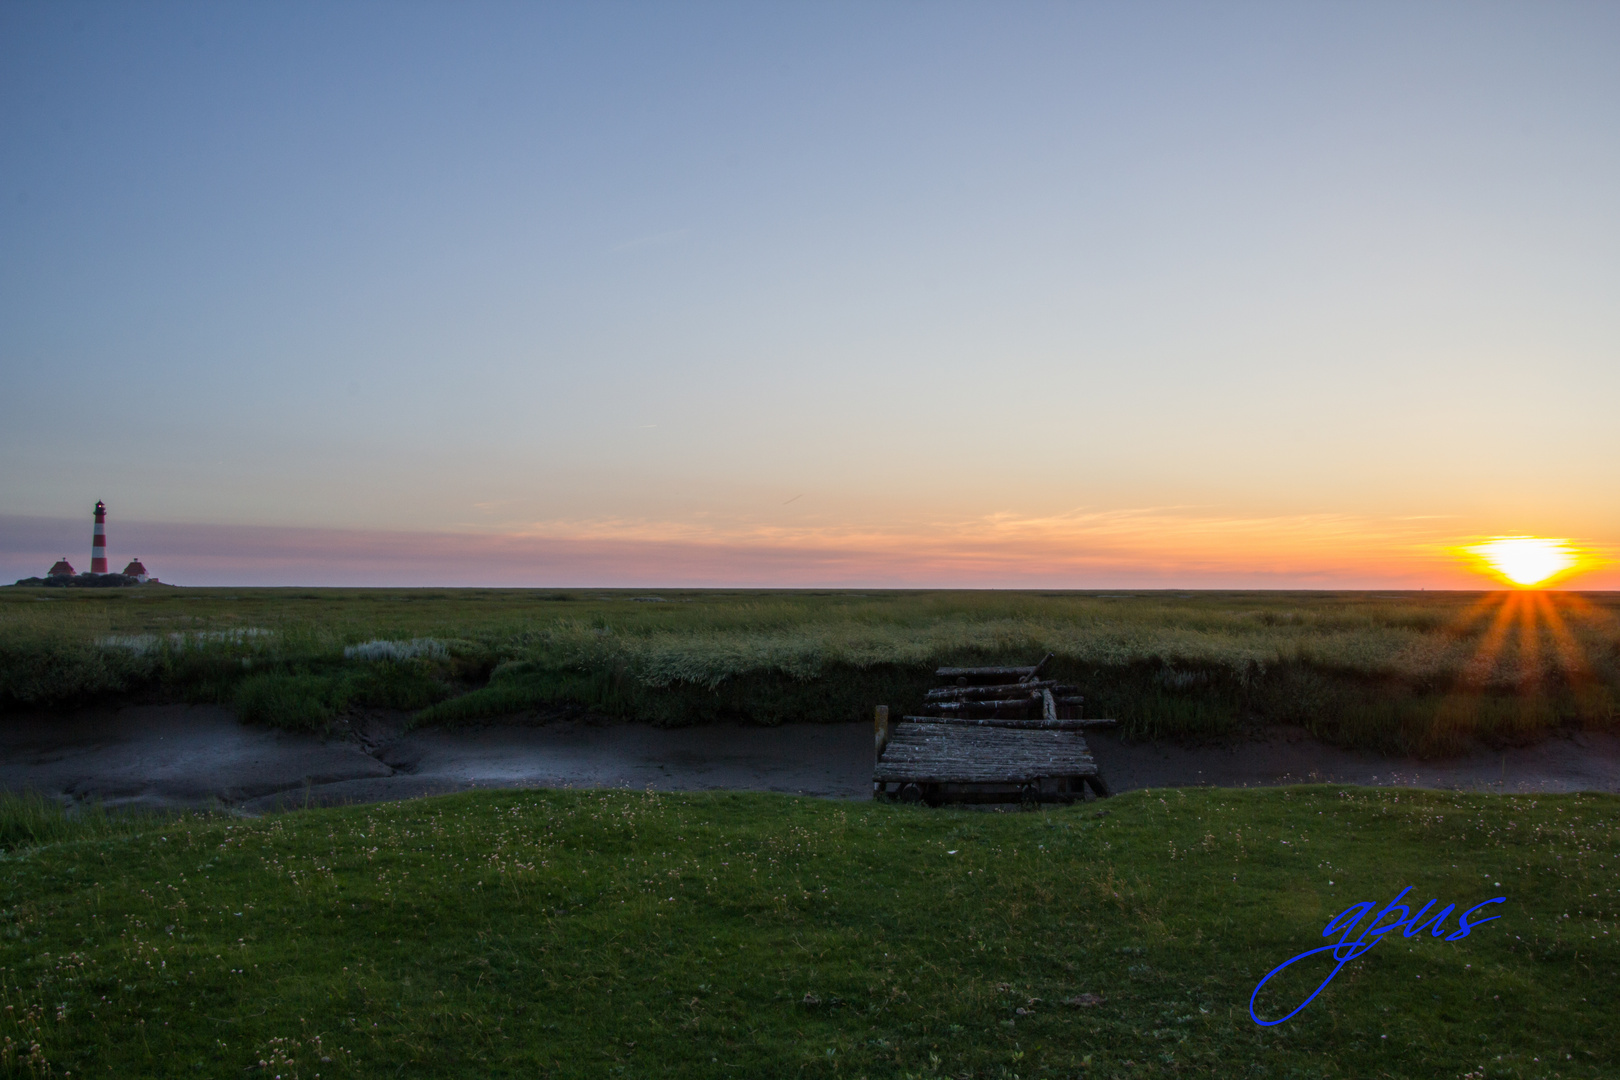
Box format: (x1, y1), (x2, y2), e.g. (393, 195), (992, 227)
(3, 2), (1618, 588)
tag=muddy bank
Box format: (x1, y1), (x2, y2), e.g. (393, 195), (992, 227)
(2, 705), (1618, 814)
(0, 706), (874, 813)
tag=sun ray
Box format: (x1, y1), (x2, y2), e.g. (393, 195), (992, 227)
(1433, 590), (1519, 750)
(1433, 585), (1605, 754)
(1462, 591), (1520, 687)
(1516, 591), (1542, 686)
(1544, 589), (1593, 619)
(1532, 591), (1585, 676)
(1446, 592), (1505, 636)
(1549, 589), (1620, 640)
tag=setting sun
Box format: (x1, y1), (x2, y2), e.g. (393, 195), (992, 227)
(1464, 536), (1580, 587)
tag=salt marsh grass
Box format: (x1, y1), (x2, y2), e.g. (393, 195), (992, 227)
(2, 587), (1618, 753)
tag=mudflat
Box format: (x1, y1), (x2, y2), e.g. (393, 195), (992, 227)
(0, 706), (875, 813)
(4, 705), (1619, 813)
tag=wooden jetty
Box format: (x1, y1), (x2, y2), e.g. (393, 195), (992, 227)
(873, 654), (1113, 804)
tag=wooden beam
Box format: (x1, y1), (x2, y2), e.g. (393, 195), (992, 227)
(935, 663), (1040, 678)
(924, 680), (1059, 701)
(901, 715), (1116, 730)
(1020, 653), (1054, 683)
(934, 653), (1055, 682)
(925, 699), (1038, 717)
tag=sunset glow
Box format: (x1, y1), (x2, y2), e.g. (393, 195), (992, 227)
(1464, 536), (1581, 588)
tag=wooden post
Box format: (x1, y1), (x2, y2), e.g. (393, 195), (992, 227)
(874, 705), (891, 763)
(1020, 652), (1054, 683)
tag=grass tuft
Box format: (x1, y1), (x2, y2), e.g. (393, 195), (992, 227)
(232, 672), (337, 730)
(0, 791), (156, 852)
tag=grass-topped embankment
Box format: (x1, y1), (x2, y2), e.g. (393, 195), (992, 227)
(3, 587), (1619, 755)
(1, 787), (1615, 1078)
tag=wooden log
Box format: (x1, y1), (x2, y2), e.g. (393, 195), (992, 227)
(901, 715), (1116, 730)
(935, 663), (1039, 679)
(881, 751), (1096, 764)
(934, 653), (1053, 684)
(925, 699), (1037, 717)
(934, 668), (1038, 683)
(874, 704), (891, 764)
(885, 722), (1089, 744)
(1021, 653), (1054, 683)
(924, 680), (1057, 701)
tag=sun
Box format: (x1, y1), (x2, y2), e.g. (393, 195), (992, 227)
(1463, 536), (1580, 588)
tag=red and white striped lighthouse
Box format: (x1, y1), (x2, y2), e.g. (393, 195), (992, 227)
(91, 501), (108, 574)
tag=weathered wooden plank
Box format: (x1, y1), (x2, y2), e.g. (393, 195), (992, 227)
(884, 765), (1095, 772)
(877, 767), (1098, 779)
(875, 765), (1098, 783)
(885, 723), (1081, 742)
(934, 666), (1038, 678)
(881, 739), (1092, 753)
(876, 751), (1092, 766)
(924, 680), (1059, 701)
(882, 759), (1095, 768)
(880, 761), (1095, 770)
(934, 653), (1052, 682)
(900, 715), (1116, 730)
(924, 699), (1038, 717)
(874, 720), (1098, 784)
(881, 745), (1092, 762)
(880, 753), (1096, 767)
(885, 722), (1086, 742)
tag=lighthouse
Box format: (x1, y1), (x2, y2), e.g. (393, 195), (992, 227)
(91, 501), (108, 574)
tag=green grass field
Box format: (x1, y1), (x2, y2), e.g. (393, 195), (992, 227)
(3, 587), (1619, 755)
(1, 787), (1614, 1079)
